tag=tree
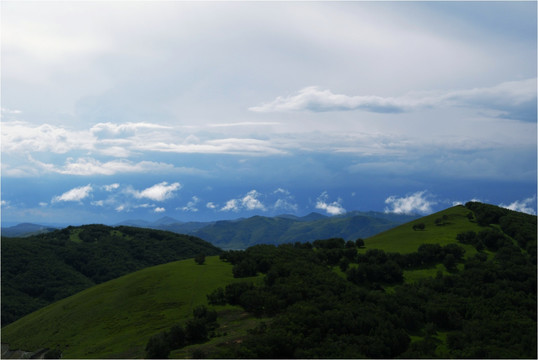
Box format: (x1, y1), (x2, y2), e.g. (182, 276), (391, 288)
(355, 238), (365, 248)
(146, 332), (171, 359)
(195, 253), (206, 265)
(412, 223), (425, 231)
(186, 318), (209, 343)
(166, 325), (186, 349)
(443, 254), (457, 272)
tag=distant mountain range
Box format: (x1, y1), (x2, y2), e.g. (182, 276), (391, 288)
(115, 211), (418, 249)
(1, 223), (58, 237)
(2, 211), (418, 249)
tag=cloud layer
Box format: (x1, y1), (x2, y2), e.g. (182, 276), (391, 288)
(250, 78), (537, 121)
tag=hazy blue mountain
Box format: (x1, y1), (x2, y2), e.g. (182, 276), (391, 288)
(115, 211), (418, 250)
(1, 223), (57, 238)
(190, 212), (418, 249)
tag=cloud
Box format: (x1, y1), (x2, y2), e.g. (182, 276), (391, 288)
(315, 191), (346, 215)
(249, 78), (537, 120)
(273, 188), (298, 212)
(221, 190), (266, 212)
(242, 190), (266, 211)
(274, 198), (298, 212)
(154, 207), (166, 213)
(250, 86), (412, 113)
(1, 108), (22, 117)
(206, 202), (217, 210)
(181, 196), (200, 212)
(207, 122), (280, 128)
(2, 122), (94, 154)
(500, 196), (536, 215)
(221, 199), (239, 212)
(138, 138), (287, 156)
(384, 190), (436, 214)
(103, 183), (120, 191)
(90, 122), (171, 138)
(30, 157), (177, 176)
(52, 184), (93, 203)
(130, 182), (181, 201)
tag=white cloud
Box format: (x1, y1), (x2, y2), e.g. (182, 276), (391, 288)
(115, 204), (126, 212)
(103, 183), (120, 192)
(130, 181), (181, 201)
(221, 199), (239, 212)
(220, 190), (266, 212)
(384, 190), (436, 214)
(206, 202), (217, 210)
(315, 191), (346, 215)
(52, 184), (93, 203)
(273, 188), (298, 212)
(241, 190), (266, 211)
(90, 122), (171, 138)
(1, 122), (94, 154)
(274, 188), (290, 195)
(1, 200), (9, 207)
(274, 198), (298, 212)
(154, 207), (166, 213)
(30, 157), (177, 176)
(1, 107), (22, 117)
(500, 196), (536, 215)
(207, 122), (280, 128)
(249, 78), (537, 120)
(39, 202), (48, 207)
(181, 196), (200, 212)
(138, 138), (286, 156)
(91, 200), (104, 207)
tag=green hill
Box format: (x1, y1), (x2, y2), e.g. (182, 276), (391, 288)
(1, 256), (260, 359)
(2, 202), (535, 358)
(1, 225), (221, 325)
(364, 205), (481, 254)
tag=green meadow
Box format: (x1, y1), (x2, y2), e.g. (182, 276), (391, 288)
(1, 256), (258, 358)
(364, 205), (480, 255)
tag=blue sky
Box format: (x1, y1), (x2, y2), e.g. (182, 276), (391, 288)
(1, 1), (536, 226)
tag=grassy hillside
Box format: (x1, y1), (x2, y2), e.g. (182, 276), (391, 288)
(2, 225), (221, 325)
(1, 256), (259, 359)
(364, 205), (481, 254)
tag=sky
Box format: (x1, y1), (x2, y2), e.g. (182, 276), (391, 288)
(1, 1), (537, 226)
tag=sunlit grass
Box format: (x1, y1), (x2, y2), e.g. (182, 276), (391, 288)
(1, 256), (258, 358)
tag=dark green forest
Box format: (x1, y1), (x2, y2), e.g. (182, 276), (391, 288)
(149, 202), (537, 358)
(1, 225), (221, 325)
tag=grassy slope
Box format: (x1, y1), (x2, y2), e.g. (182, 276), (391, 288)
(1, 256), (258, 359)
(364, 205), (481, 255)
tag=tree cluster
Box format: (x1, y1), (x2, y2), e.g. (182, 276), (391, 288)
(145, 305), (219, 359)
(207, 205), (536, 358)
